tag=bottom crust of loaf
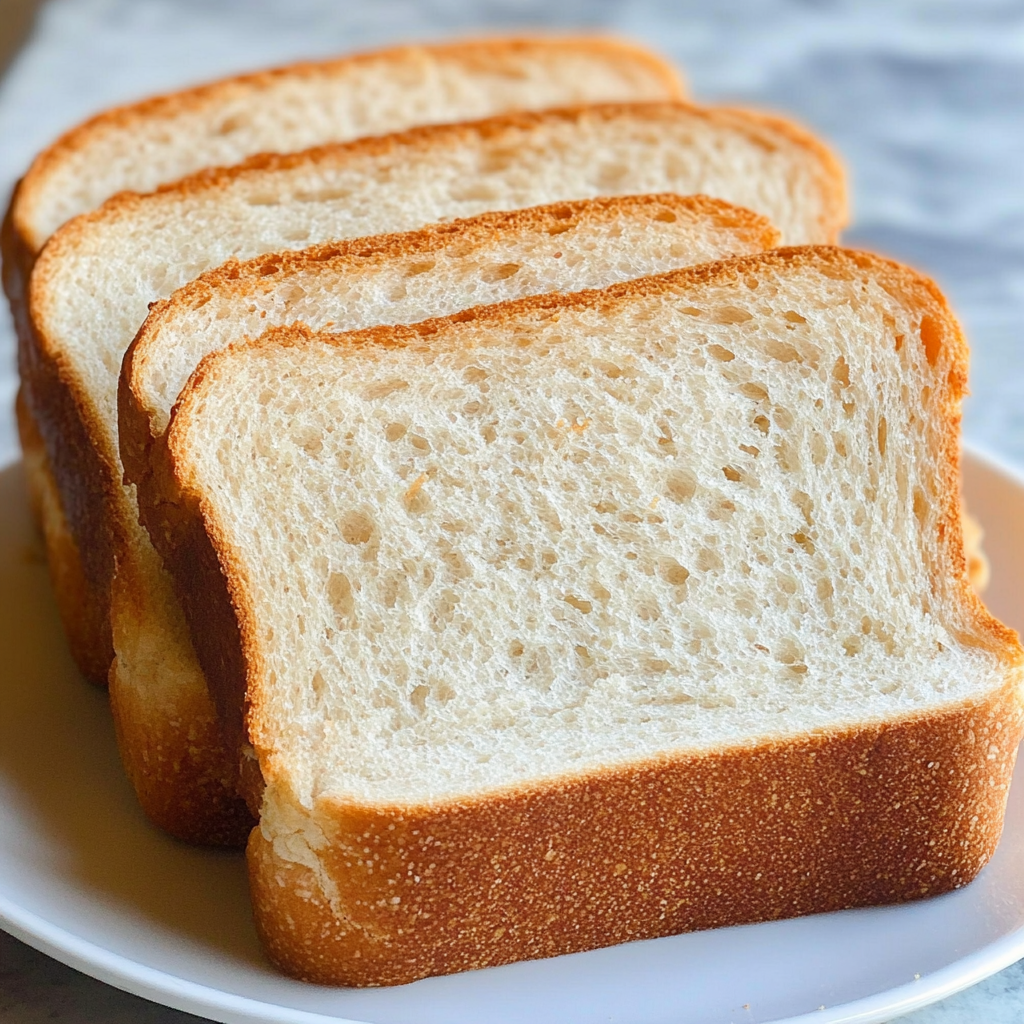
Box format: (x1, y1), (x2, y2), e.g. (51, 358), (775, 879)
(249, 682), (1022, 987)
(108, 546), (254, 846)
(17, 390), (111, 685)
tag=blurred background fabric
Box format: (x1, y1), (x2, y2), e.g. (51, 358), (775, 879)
(2, 2), (1024, 1021)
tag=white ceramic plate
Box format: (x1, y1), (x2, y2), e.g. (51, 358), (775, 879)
(1, 445), (1023, 1024)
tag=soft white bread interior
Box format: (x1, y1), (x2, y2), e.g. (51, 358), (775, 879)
(1, 36), (683, 688)
(7, 36), (684, 259)
(161, 248), (1023, 984)
(111, 195), (779, 844)
(28, 100), (844, 689)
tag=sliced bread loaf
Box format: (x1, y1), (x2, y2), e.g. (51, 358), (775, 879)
(2, 35), (684, 684)
(25, 100), (845, 692)
(112, 195), (777, 844)
(157, 246), (1023, 985)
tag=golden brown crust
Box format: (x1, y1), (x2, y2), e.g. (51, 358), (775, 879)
(119, 192), (780, 522)
(249, 683), (1022, 986)
(162, 246), (1024, 983)
(9, 36), (684, 256)
(107, 556), (254, 846)
(20, 264), (118, 672)
(16, 390), (111, 684)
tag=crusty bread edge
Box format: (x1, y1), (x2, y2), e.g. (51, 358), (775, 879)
(107, 547), (255, 845)
(16, 389), (111, 683)
(8, 35), (685, 258)
(162, 246), (1024, 983)
(248, 681), (1023, 985)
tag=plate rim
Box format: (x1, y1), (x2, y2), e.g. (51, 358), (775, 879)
(2, 439), (1024, 1024)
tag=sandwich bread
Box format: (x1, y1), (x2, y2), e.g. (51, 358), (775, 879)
(156, 247), (1024, 984)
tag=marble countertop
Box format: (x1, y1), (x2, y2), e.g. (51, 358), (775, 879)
(2, 1), (1024, 1021)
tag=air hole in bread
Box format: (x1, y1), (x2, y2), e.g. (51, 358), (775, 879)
(740, 382), (769, 402)
(783, 310), (807, 324)
(712, 306), (754, 325)
(810, 433), (828, 466)
(665, 469), (697, 503)
(327, 572), (356, 627)
(775, 638), (804, 665)
(764, 340), (805, 364)
(363, 379), (409, 400)
(449, 182), (503, 202)
(294, 187), (353, 203)
(707, 499), (736, 521)
(211, 113), (247, 135)
(340, 511), (375, 546)
(791, 491), (814, 526)
(658, 556), (690, 586)
(244, 192), (280, 206)
(709, 344), (736, 362)
(696, 547), (723, 573)
(920, 315), (943, 366)
(773, 441), (798, 474)
(793, 531), (816, 555)
(481, 263), (521, 283)
(403, 474), (431, 514)
(403, 259), (437, 277)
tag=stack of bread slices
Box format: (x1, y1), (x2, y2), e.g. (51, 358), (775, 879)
(3, 34), (1020, 987)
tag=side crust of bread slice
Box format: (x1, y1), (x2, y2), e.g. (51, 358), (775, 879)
(157, 247), (1024, 984)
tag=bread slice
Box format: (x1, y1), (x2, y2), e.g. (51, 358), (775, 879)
(107, 195), (777, 842)
(25, 100), (845, 695)
(156, 246), (1023, 985)
(2, 35), (684, 684)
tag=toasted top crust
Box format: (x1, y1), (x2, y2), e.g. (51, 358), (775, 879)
(164, 247), (1022, 808)
(9, 36), (684, 256)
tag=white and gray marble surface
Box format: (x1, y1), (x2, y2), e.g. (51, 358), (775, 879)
(1, 1), (1024, 1021)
